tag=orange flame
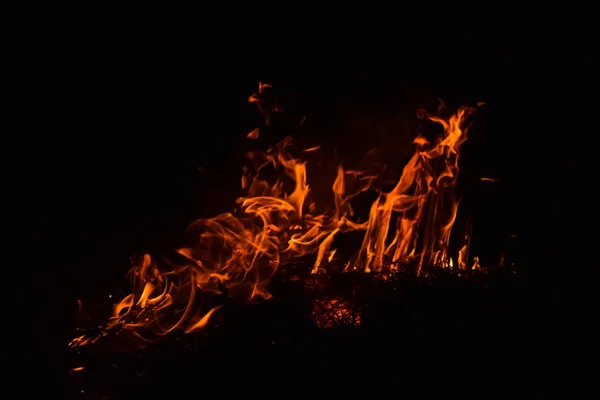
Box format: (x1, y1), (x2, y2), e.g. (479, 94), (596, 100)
(354, 104), (477, 274)
(69, 83), (481, 347)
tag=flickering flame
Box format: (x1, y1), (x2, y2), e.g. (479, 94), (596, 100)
(247, 128), (260, 139)
(70, 83), (482, 348)
(480, 177), (499, 182)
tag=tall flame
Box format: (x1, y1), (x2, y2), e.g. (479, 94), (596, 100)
(70, 84), (480, 347)
(354, 104), (477, 274)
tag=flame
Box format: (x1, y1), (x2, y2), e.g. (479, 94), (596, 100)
(70, 83), (482, 347)
(247, 81), (281, 126)
(480, 177), (499, 182)
(353, 104), (477, 274)
(247, 128), (260, 139)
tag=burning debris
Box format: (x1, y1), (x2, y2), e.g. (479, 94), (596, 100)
(69, 82), (512, 352)
(312, 297), (361, 329)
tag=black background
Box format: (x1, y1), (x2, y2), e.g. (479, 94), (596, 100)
(6, 21), (583, 397)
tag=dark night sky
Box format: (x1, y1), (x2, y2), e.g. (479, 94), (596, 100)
(7, 24), (584, 395)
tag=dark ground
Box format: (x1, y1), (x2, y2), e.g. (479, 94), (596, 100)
(6, 25), (583, 397)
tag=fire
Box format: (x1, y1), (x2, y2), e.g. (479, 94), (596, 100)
(69, 83), (483, 348)
(354, 104), (478, 275)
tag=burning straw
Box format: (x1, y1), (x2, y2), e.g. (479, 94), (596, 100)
(70, 82), (496, 349)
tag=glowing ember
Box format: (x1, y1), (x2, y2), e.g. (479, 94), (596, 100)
(70, 83), (487, 348)
(312, 297), (361, 329)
